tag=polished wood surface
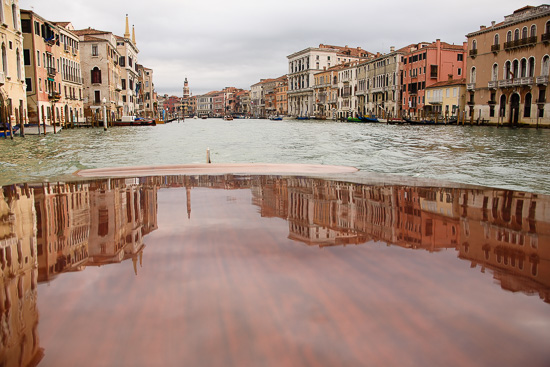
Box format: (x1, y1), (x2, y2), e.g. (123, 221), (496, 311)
(33, 185), (550, 367)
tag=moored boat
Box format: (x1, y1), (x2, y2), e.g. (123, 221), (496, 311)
(223, 115), (234, 121)
(269, 116), (283, 121)
(113, 117), (156, 126)
(22, 124), (61, 135)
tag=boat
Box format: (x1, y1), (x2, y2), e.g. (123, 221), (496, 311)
(296, 116), (309, 120)
(0, 124), (20, 137)
(359, 116), (379, 123)
(223, 115), (234, 121)
(201, 116), (207, 119)
(113, 117), (156, 126)
(269, 116), (283, 121)
(347, 117), (363, 123)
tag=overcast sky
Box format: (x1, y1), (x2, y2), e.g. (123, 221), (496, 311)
(20, 0), (541, 96)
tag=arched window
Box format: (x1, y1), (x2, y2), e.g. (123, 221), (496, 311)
(1, 43), (6, 76)
(546, 20), (550, 34)
(492, 64), (499, 81)
(524, 93), (532, 118)
(528, 57), (535, 77)
(11, 4), (18, 31)
(531, 25), (537, 37)
(507, 31), (512, 42)
(472, 40), (477, 50)
(542, 55), (550, 76)
(522, 27), (528, 39)
(512, 60), (519, 78)
(494, 34), (500, 45)
(505, 61), (512, 79)
(514, 29), (520, 41)
(16, 49), (21, 80)
(520, 58), (527, 78)
(91, 67), (101, 84)
(470, 67), (476, 83)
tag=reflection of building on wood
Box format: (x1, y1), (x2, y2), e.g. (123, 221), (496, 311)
(87, 178), (158, 273)
(458, 189), (550, 303)
(33, 182), (90, 282)
(0, 185), (44, 366)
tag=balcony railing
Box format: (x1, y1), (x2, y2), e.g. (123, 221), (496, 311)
(488, 81), (498, 89)
(504, 36), (537, 50)
(542, 33), (550, 42)
(428, 97), (442, 105)
(512, 77), (533, 86)
(535, 98), (546, 105)
(536, 75), (549, 85)
(47, 66), (56, 76)
(466, 83), (476, 91)
(469, 49), (478, 57)
(491, 44), (500, 52)
(498, 79), (514, 88)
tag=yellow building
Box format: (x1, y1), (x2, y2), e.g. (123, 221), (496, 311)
(425, 78), (467, 121)
(1, 0), (28, 131)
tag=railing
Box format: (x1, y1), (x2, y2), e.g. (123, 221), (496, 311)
(498, 79), (514, 88)
(542, 33), (550, 42)
(466, 83), (476, 91)
(488, 81), (498, 89)
(491, 44), (500, 52)
(427, 96), (442, 104)
(504, 36), (537, 50)
(47, 66), (56, 76)
(469, 49), (478, 57)
(62, 75), (83, 84)
(536, 75), (549, 85)
(512, 77), (533, 86)
(535, 98), (546, 105)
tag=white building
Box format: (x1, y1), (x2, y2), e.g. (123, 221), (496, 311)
(287, 44), (372, 117)
(116, 15), (139, 117)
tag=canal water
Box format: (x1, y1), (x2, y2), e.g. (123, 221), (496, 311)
(0, 118), (549, 194)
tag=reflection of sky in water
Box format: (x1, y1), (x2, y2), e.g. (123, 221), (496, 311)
(26, 178), (549, 367)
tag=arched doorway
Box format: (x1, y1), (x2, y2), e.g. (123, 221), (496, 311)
(510, 93), (520, 124)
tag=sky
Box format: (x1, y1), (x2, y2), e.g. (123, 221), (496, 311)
(20, 0), (543, 96)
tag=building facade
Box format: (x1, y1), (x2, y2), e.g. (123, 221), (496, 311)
(74, 28), (122, 123)
(116, 16), (139, 117)
(425, 78), (467, 121)
(401, 40), (467, 119)
(465, 5), (550, 126)
(313, 65), (341, 119)
(2, 1), (27, 130)
(287, 44), (371, 117)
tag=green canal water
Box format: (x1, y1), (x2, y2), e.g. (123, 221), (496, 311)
(0, 118), (549, 194)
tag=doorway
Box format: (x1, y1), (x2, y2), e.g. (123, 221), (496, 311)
(510, 93), (520, 124)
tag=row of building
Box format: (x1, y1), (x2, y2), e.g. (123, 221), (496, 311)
(0, 1), (158, 130)
(182, 5), (549, 125)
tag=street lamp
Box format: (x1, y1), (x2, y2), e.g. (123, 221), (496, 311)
(102, 97), (107, 131)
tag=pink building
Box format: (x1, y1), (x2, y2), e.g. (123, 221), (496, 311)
(401, 39), (467, 119)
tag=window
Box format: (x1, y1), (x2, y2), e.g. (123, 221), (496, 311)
(91, 44), (98, 56)
(457, 54), (463, 61)
(492, 64), (498, 81)
(494, 34), (500, 45)
(458, 68), (462, 76)
(531, 25), (537, 37)
(94, 90), (101, 104)
(470, 67), (476, 84)
(119, 56), (125, 67)
(21, 19), (31, 33)
(16, 49), (21, 80)
(121, 79), (126, 90)
(520, 58), (527, 77)
(12, 4), (19, 31)
(23, 49), (31, 65)
(472, 40), (477, 50)
(91, 67), (101, 84)
(507, 31), (512, 42)
(36, 50), (40, 66)
(522, 27), (528, 39)
(38, 78), (42, 91)
(529, 57), (535, 77)
(26, 78), (32, 92)
(505, 61), (512, 79)
(514, 29), (520, 41)
(542, 55), (549, 76)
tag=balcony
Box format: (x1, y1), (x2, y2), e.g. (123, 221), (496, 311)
(504, 36), (537, 50)
(428, 96), (442, 105)
(536, 75), (549, 85)
(488, 81), (498, 89)
(466, 83), (476, 91)
(115, 83), (122, 91)
(491, 44), (500, 53)
(536, 98), (546, 105)
(48, 92), (62, 101)
(47, 66), (56, 76)
(512, 77), (533, 86)
(498, 79), (514, 88)
(469, 49), (478, 57)
(542, 33), (550, 43)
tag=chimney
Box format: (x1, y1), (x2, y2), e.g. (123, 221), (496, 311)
(491, 21), (496, 27)
(390, 46), (395, 52)
(480, 25), (486, 30)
